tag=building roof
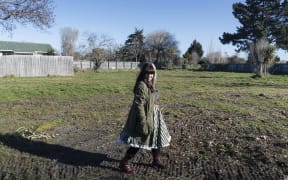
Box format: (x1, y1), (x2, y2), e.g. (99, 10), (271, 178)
(0, 41), (53, 53)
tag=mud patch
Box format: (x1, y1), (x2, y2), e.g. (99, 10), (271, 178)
(0, 96), (287, 179)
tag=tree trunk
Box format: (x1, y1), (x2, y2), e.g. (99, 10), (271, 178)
(256, 63), (263, 77)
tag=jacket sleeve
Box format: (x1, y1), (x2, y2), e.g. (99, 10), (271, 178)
(134, 82), (149, 136)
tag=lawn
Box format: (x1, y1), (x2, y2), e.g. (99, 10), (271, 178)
(0, 70), (287, 179)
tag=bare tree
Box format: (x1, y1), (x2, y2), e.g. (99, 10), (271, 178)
(80, 32), (114, 70)
(207, 51), (222, 64)
(60, 27), (79, 56)
(90, 48), (107, 70)
(0, 0), (55, 32)
(107, 44), (121, 62)
(82, 32), (113, 52)
(145, 30), (179, 66)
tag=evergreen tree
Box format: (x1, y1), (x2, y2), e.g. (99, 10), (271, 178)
(183, 39), (203, 64)
(219, 0), (288, 53)
(274, 0), (288, 50)
(122, 28), (145, 62)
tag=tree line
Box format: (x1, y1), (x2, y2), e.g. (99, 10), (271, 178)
(61, 28), (247, 70)
(60, 28), (181, 70)
(60, 0), (288, 76)
(1, 0), (288, 76)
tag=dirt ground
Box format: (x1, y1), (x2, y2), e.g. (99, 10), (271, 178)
(0, 94), (287, 180)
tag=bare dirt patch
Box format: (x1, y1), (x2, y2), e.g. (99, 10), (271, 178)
(0, 94), (287, 179)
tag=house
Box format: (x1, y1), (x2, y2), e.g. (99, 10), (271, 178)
(0, 41), (54, 55)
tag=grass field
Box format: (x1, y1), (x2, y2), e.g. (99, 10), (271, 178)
(0, 70), (287, 179)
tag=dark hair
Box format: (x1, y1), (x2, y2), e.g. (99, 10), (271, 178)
(133, 62), (156, 93)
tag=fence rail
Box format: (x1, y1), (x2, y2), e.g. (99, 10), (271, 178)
(207, 64), (256, 73)
(73, 61), (140, 70)
(269, 63), (288, 74)
(2, 55), (287, 77)
(0, 55), (73, 77)
(207, 63), (288, 74)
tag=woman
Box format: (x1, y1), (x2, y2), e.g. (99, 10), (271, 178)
(118, 62), (171, 174)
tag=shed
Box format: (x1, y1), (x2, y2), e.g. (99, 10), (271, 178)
(0, 41), (54, 55)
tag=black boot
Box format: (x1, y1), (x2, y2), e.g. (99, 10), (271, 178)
(152, 149), (167, 169)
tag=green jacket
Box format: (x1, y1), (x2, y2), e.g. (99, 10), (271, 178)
(123, 81), (154, 144)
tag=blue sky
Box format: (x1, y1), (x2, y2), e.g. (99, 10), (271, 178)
(1, 0), (287, 60)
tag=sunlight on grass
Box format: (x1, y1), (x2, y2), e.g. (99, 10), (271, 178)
(0, 70), (287, 135)
(35, 119), (63, 133)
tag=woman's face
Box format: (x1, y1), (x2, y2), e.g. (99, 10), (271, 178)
(146, 72), (154, 82)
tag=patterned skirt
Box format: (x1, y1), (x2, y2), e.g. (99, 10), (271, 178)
(118, 105), (171, 150)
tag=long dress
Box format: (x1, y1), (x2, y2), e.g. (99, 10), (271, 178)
(119, 91), (171, 150)
(151, 104), (171, 148)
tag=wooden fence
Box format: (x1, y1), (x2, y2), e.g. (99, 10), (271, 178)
(207, 64), (256, 73)
(73, 60), (94, 69)
(269, 63), (288, 74)
(207, 63), (288, 74)
(0, 55), (74, 77)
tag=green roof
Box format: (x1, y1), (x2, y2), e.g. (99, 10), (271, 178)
(0, 41), (53, 53)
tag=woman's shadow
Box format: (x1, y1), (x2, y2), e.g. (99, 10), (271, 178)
(0, 133), (120, 171)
